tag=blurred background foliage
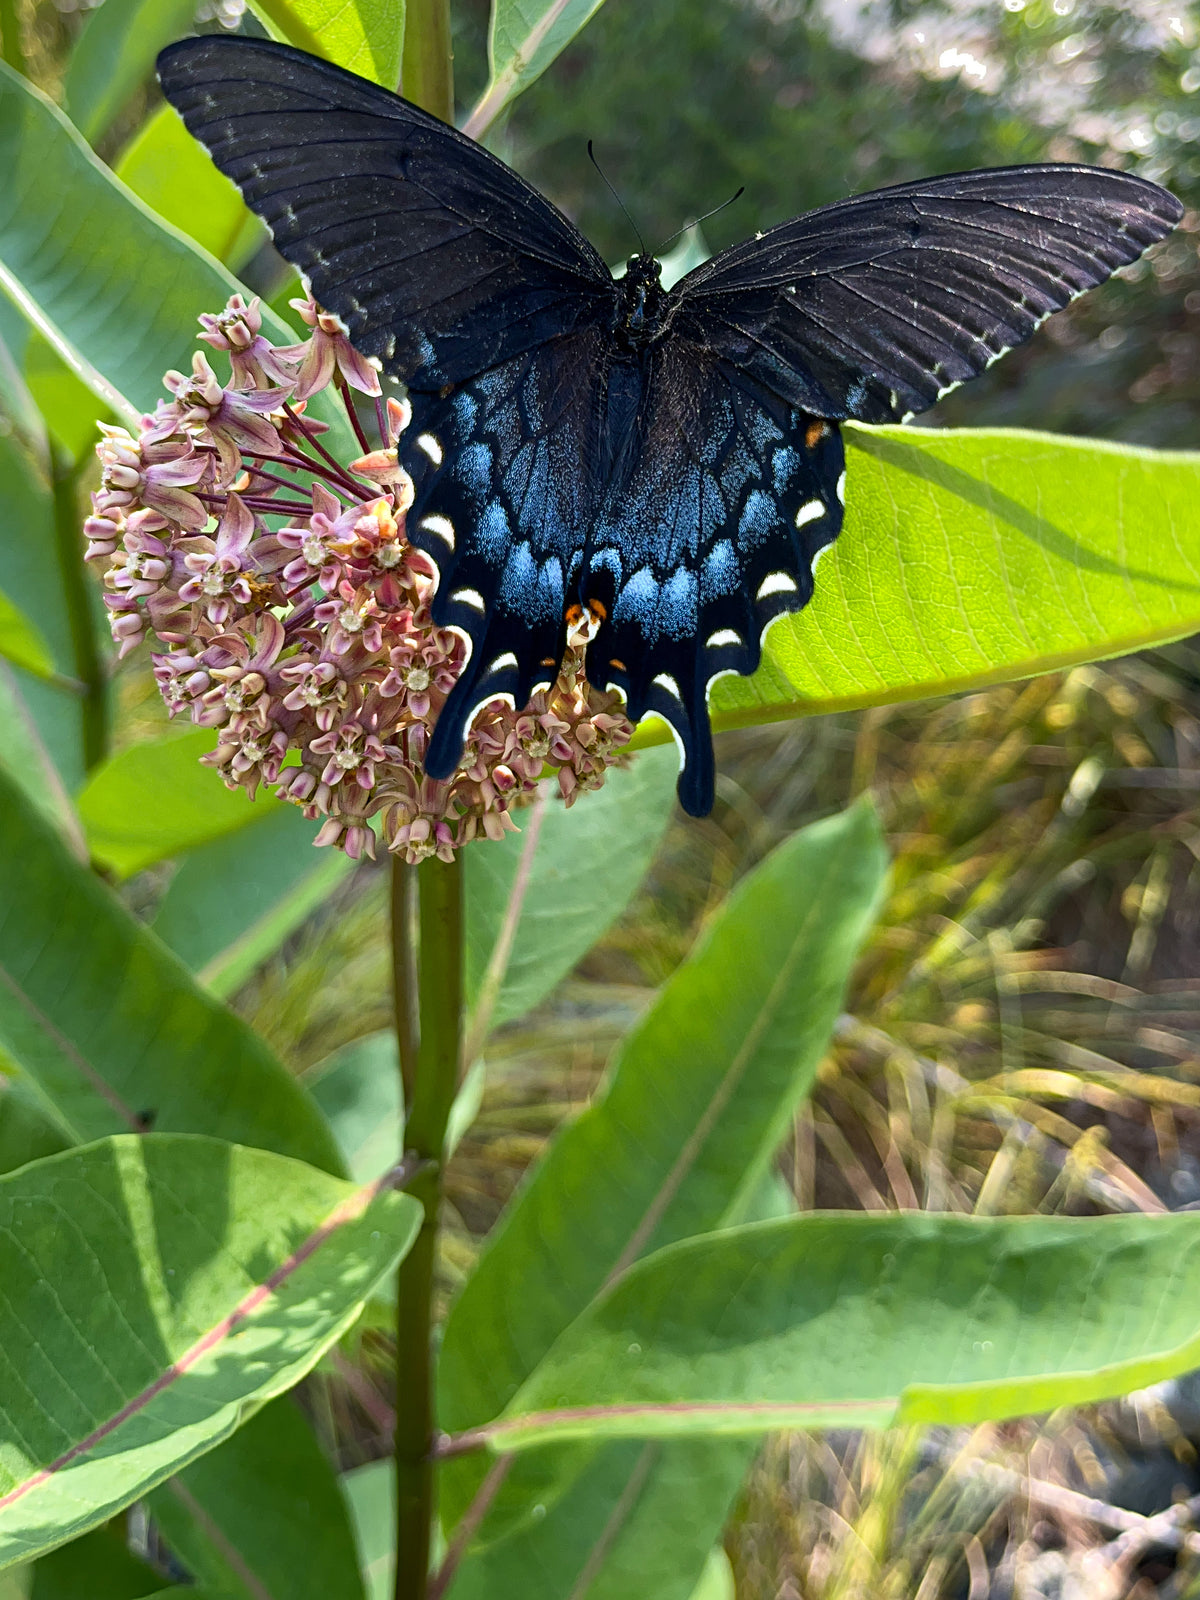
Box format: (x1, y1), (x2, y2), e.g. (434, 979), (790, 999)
(5, 0), (1200, 1593)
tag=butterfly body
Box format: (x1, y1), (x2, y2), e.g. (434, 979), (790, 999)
(157, 36), (1183, 815)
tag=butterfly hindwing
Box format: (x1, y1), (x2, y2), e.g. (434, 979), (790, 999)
(156, 37), (615, 391)
(581, 347), (845, 816)
(672, 165), (1184, 423)
(400, 333), (607, 776)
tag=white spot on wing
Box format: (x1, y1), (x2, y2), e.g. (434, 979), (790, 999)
(653, 673), (683, 700)
(417, 433), (443, 466)
(757, 572), (798, 600)
(794, 499), (824, 530)
(419, 514), (455, 550)
(489, 651), (518, 672)
(836, 472), (847, 504)
(706, 628), (743, 649)
(451, 587), (486, 613)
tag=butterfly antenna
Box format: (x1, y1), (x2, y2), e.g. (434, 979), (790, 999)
(657, 186), (746, 254)
(587, 140), (646, 257)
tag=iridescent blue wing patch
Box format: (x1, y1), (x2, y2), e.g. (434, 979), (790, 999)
(580, 349), (844, 816)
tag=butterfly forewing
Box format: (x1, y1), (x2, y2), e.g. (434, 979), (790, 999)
(672, 166), (1184, 423)
(156, 37), (616, 390)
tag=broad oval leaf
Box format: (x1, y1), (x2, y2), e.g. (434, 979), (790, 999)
(465, 0), (610, 137)
(0, 765), (343, 1172)
(485, 1210), (1200, 1450)
(701, 426), (1200, 741)
(0, 1134), (418, 1567)
(440, 797), (887, 1559)
(78, 729), (287, 880)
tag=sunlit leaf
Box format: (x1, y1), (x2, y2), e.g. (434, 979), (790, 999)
(0, 1135), (418, 1567)
(249, 0), (405, 86)
(698, 426), (1200, 742)
(688, 1550), (736, 1600)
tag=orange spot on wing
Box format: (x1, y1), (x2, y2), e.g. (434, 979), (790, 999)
(805, 420), (828, 449)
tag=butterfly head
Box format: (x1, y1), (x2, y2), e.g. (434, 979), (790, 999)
(616, 254), (667, 350)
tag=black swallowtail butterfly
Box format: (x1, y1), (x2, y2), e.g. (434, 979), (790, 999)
(157, 37), (1182, 815)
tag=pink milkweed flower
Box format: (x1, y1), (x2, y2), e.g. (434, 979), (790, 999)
(164, 350), (288, 461)
(279, 655), (349, 731)
(284, 294), (382, 401)
(314, 583), (384, 655)
(378, 627), (462, 720)
(84, 291), (636, 863)
(308, 714), (396, 790)
(313, 815), (377, 860)
(95, 424), (210, 530)
(178, 492), (259, 625)
(198, 295), (301, 390)
(203, 715), (289, 797)
(196, 613), (286, 727)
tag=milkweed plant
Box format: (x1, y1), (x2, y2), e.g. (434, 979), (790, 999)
(88, 291), (633, 866)
(0, 5), (1199, 1600)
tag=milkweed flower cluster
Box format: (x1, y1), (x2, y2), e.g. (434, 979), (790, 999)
(84, 293), (633, 862)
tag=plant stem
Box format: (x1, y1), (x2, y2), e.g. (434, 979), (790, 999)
(400, 0), (454, 121)
(392, 11), (458, 1597)
(393, 853), (464, 1600)
(50, 445), (110, 771)
(0, 0), (25, 77)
